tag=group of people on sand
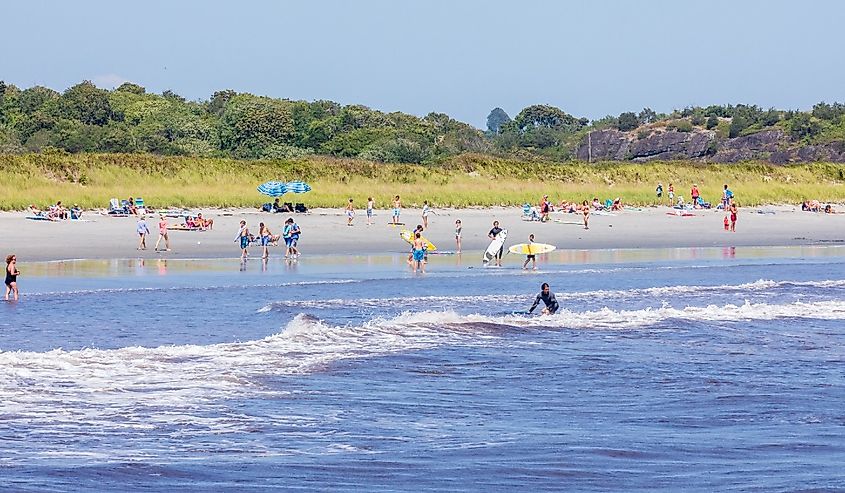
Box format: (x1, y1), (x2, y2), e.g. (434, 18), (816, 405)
(29, 201), (83, 220)
(234, 218), (301, 260)
(802, 200), (837, 213)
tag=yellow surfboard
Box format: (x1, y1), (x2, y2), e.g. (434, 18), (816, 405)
(400, 229), (437, 251)
(508, 243), (555, 255)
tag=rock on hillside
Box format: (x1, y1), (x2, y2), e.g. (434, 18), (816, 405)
(577, 127), (845, 163)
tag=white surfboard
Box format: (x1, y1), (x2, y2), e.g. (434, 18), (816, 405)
(483, 229), (508, 263)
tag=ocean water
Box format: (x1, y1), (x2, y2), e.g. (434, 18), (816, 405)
(1, 247), (844, 492)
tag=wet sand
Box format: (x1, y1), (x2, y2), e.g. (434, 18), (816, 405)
(2, 205), (843, 262)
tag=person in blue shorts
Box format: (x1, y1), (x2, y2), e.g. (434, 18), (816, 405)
(412, 232), (426, 273)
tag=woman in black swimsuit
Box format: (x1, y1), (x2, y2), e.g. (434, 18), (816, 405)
(5, 254), (20, 301)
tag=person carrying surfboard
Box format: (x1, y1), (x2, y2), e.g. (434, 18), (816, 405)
(488, 221), (504, 267)
(522, 234), (537, 270)
(528, 282), (559, 315)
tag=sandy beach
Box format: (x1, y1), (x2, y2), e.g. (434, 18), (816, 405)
(2, 205), (843, 262)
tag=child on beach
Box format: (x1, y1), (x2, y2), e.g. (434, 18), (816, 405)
(523, 234), (537, 270)
(668, 183), (674, 205)
(154, 215), (170, 252)
(392, 195), (402, 225)
(455, 219), (462, 254)
(5, 254), (20, 301)
(582, 200), (590, 229)
(346, 198), (355, 226)
(366, 197), (374, 226)
(730, 203), (738, 232)
(137, 215), (150, 250)
(235, 220), (250, 259)
(422, 201), (431, 229)
(723, 214), (730, 231)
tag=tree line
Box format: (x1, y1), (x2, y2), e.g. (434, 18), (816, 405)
(1, 80), (843, 163)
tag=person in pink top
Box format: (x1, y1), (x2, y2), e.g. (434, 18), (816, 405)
(154, 214), (171, 252)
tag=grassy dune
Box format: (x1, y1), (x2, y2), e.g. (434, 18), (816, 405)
(1, 153), (843, 210)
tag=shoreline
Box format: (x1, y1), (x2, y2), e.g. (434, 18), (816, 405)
(2, 205), (844, 263)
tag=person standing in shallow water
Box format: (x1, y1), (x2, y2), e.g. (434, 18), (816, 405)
(235, 220), (250, 259)
(5, 254), (20, 301)
(154, 215), (171, 252)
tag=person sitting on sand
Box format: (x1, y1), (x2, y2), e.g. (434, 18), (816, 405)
(70, 204), (83, 220)
(195, 213), (213, 230)
(825, 204), (835, 214)
(611, 197), (622, 211)
(591, 197), (602, 210)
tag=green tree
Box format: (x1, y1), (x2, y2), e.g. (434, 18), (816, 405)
(218, 94), (295, 156)
(788, 113), (822, 140)
(729, 116), (749, 138)
(116, 82), (146, 95)
(514, 105), (585, 133)
(638, 107), (657, 124)
(486, 107), (511, 134)
(18, 86), (60, 114)
(59, 81), (112, 125)
(616, 112), (639, 131)
(705, 115), (719, 130)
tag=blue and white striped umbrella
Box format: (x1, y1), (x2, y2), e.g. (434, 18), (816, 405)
(286, 181), (312, 193)
(257, 180), (288, 197)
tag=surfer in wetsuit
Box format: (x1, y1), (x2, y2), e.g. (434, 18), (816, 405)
(488, 220), (504, 266)
(528, 282), (559, 315)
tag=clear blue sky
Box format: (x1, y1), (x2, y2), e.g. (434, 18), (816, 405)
(3, 0), (842, 128)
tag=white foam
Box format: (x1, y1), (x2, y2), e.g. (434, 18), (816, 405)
(2, 298), (844, 439)
(258, 279), (845, 311)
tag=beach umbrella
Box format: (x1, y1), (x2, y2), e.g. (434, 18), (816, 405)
(286, 181), (312, 193)
(257, 180), (288, 197)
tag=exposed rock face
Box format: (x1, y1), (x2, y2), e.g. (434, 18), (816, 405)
(577, 128), (845, 163)
(628, 130), (714, 161)
(711, 130), (783, 163)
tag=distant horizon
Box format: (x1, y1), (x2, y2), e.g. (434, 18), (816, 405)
(3, 0), (843, 128)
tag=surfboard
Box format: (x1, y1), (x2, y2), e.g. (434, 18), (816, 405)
(483, 229), (507, 263)
(508, 242), (556, 255)
(400, 229), (437, 251)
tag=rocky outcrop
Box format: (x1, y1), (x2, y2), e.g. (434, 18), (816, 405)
(576, 127), (845, 163)
(628, 130), (714, 161)
(711, 130), (783, 163)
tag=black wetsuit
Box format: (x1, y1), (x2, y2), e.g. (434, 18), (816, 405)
(529, 291), (559, 314)
(488, 227), (504, 259)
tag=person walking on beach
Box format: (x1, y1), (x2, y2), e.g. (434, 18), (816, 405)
(540, 195), (551, 222)
(582, 200), (590, 229)
(412, 232), (426, 274)
(488, 220), (504, 267)
(346, 198), (355, 226)
(283, 218), (301, 259)
(656, 183), (663, 204)
(668, 183), (675, 206)
(235, 220), (250, 259)
(154, 215), (171, 252)
(730, 202), (738, 232)
(523, 234), (537, 270)
(392, 195), (402, 225)
(5, 254), (20, 301)
(528, 282), (559, 315)
(690, 184), (700, 208)
(722, 184), (734, 209)
(455, 219), (462, 254)
(259, 222), (273, 259)
(366, 197), (374, 226)
(137, 215), (150, 250)
(422, 200), (431, 230)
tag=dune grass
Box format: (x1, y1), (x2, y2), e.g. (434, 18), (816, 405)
(0, 152), (843, 210)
